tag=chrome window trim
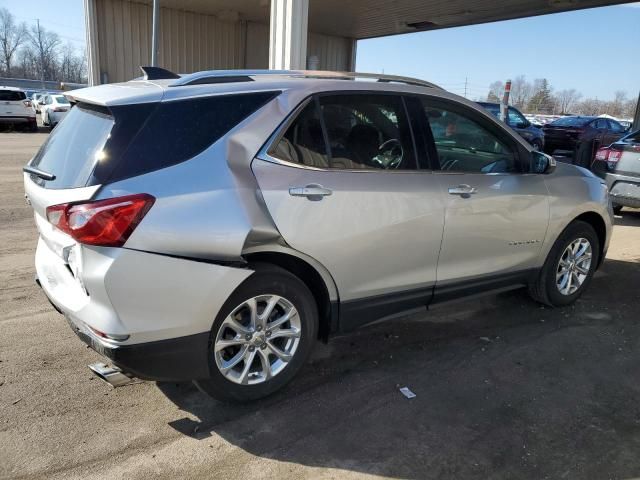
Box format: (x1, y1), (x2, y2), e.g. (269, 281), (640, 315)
(257, 92), (434, 174)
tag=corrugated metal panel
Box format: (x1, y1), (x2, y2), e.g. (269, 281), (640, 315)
(308, 32), (354, 71)
(95, 0), (247, 83)
(93, 0), (355, 83)
(246, 22), (269, 69)
(244, 21), (354, 71)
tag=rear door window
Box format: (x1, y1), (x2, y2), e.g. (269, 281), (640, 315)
(319, 94), (417, 170)
(271, 94), (418, 170)
(270, 100), (330, 168)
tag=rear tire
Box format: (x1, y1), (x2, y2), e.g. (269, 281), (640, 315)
(194, 264), (318, 402)
(529, 220), (600, 307)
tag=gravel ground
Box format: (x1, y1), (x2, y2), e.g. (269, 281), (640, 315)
(1, 131), (639, 480)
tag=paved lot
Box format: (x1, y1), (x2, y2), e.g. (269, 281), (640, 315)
(1, 131), (640, 480)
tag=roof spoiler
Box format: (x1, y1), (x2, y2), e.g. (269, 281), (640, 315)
(139, 66), (180, 80)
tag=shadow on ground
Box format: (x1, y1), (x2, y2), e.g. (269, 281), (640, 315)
(156, 253), (640, 480)
(614, 209), (640, 227)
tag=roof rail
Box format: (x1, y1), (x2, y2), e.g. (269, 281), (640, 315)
(295, 71), (442, 89)
(170, 69), (441, 89)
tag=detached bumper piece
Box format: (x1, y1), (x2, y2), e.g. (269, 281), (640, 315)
(88, 362), (136, 387)
(66, 317), (211, 382)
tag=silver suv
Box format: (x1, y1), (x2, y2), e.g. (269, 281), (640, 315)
(24, 69), (613, 402)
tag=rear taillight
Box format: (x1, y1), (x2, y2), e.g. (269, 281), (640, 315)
(46, 194), (155, 247)
(594, 147), (622, 170)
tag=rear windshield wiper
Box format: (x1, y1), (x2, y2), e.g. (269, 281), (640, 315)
(23, 165), (56, 181)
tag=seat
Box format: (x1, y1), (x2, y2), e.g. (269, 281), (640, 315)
(331, 124), (379, 170)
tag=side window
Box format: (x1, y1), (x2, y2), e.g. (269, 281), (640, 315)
(319, 94), (417, 170)
(507, 107), (527, 127)
(270, 101), (329, 168)
(594, 119), (607, 129)
(422, 100), (517, 174)
(608, 120), (624, 133)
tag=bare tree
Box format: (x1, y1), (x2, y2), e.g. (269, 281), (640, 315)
(58, 43), (86, 83)
(576, 98), (602, 116)
(555, 89), (582, 114)
(609, 90), (628, 118)
(28, 21), (60, 81)
(0, 7), (27, 77)
(487, 81), (504, 102)
(510, 75), (532, 110)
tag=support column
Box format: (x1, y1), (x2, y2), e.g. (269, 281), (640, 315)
(151, 0), (160, 66)
(269, 0), (309, 70)
(83, 0), (101, 85)
(633, 91), (640, 130)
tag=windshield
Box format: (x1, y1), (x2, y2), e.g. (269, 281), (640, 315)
(479, 103), (500, 118)
(550, 117), (591, 127)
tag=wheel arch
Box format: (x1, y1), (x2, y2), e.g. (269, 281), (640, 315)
(573, 211), (607, 267)
(243, 248), (339, 341)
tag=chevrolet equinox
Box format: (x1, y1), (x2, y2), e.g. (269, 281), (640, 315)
(24, 68), (613, 402)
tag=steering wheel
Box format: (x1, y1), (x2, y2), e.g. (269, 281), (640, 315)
(375, 138), (404, 169)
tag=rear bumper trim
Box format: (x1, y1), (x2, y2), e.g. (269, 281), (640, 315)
(66, 316), (211, 382)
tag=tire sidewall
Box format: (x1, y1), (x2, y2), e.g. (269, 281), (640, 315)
(544, 221), (600, 306)
(196, 267), (318, 402)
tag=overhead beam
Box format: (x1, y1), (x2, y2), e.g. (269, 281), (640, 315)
(269, 0), (309, 70)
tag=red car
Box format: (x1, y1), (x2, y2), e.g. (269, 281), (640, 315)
(543, 116), (627, 166)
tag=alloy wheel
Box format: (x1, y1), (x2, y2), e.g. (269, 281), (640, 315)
(556, 237), (592, 296)
(214, 295), (301, 385)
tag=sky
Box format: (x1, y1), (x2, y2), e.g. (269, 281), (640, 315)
(357, 3), (640, 100)
(0, 0), (638, 101)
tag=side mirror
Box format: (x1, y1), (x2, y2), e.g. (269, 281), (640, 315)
(532, 151), (556, 174)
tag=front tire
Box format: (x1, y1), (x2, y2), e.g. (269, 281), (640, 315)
(529, 221), (600, 307)
(195, 264), (318, 402)
(612, 205), (623, 215)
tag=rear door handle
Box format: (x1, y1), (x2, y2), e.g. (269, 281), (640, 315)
(289, 184), (333, 199)
(448, 184), (477, 197)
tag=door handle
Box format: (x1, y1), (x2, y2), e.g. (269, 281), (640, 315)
(448, 184), (477, 197)
(289, 184), (333, 200)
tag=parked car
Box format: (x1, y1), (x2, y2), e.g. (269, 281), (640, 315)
(478, 102), (545, 151)
(592, 129), (640, 214)
(24, 68), (612, 402)
(542, 116), (627, 164)
(40, 94), (71, 129)
(31, 92), (46, 113)
(0, 86), (37, 131)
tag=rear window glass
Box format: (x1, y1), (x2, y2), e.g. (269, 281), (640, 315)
(28, 91), (279, 189)
(0, 90), (26, 101)
(54, 95), (69, 104)
(29, 105), (115, 189)
(550, 117), (592, 127)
